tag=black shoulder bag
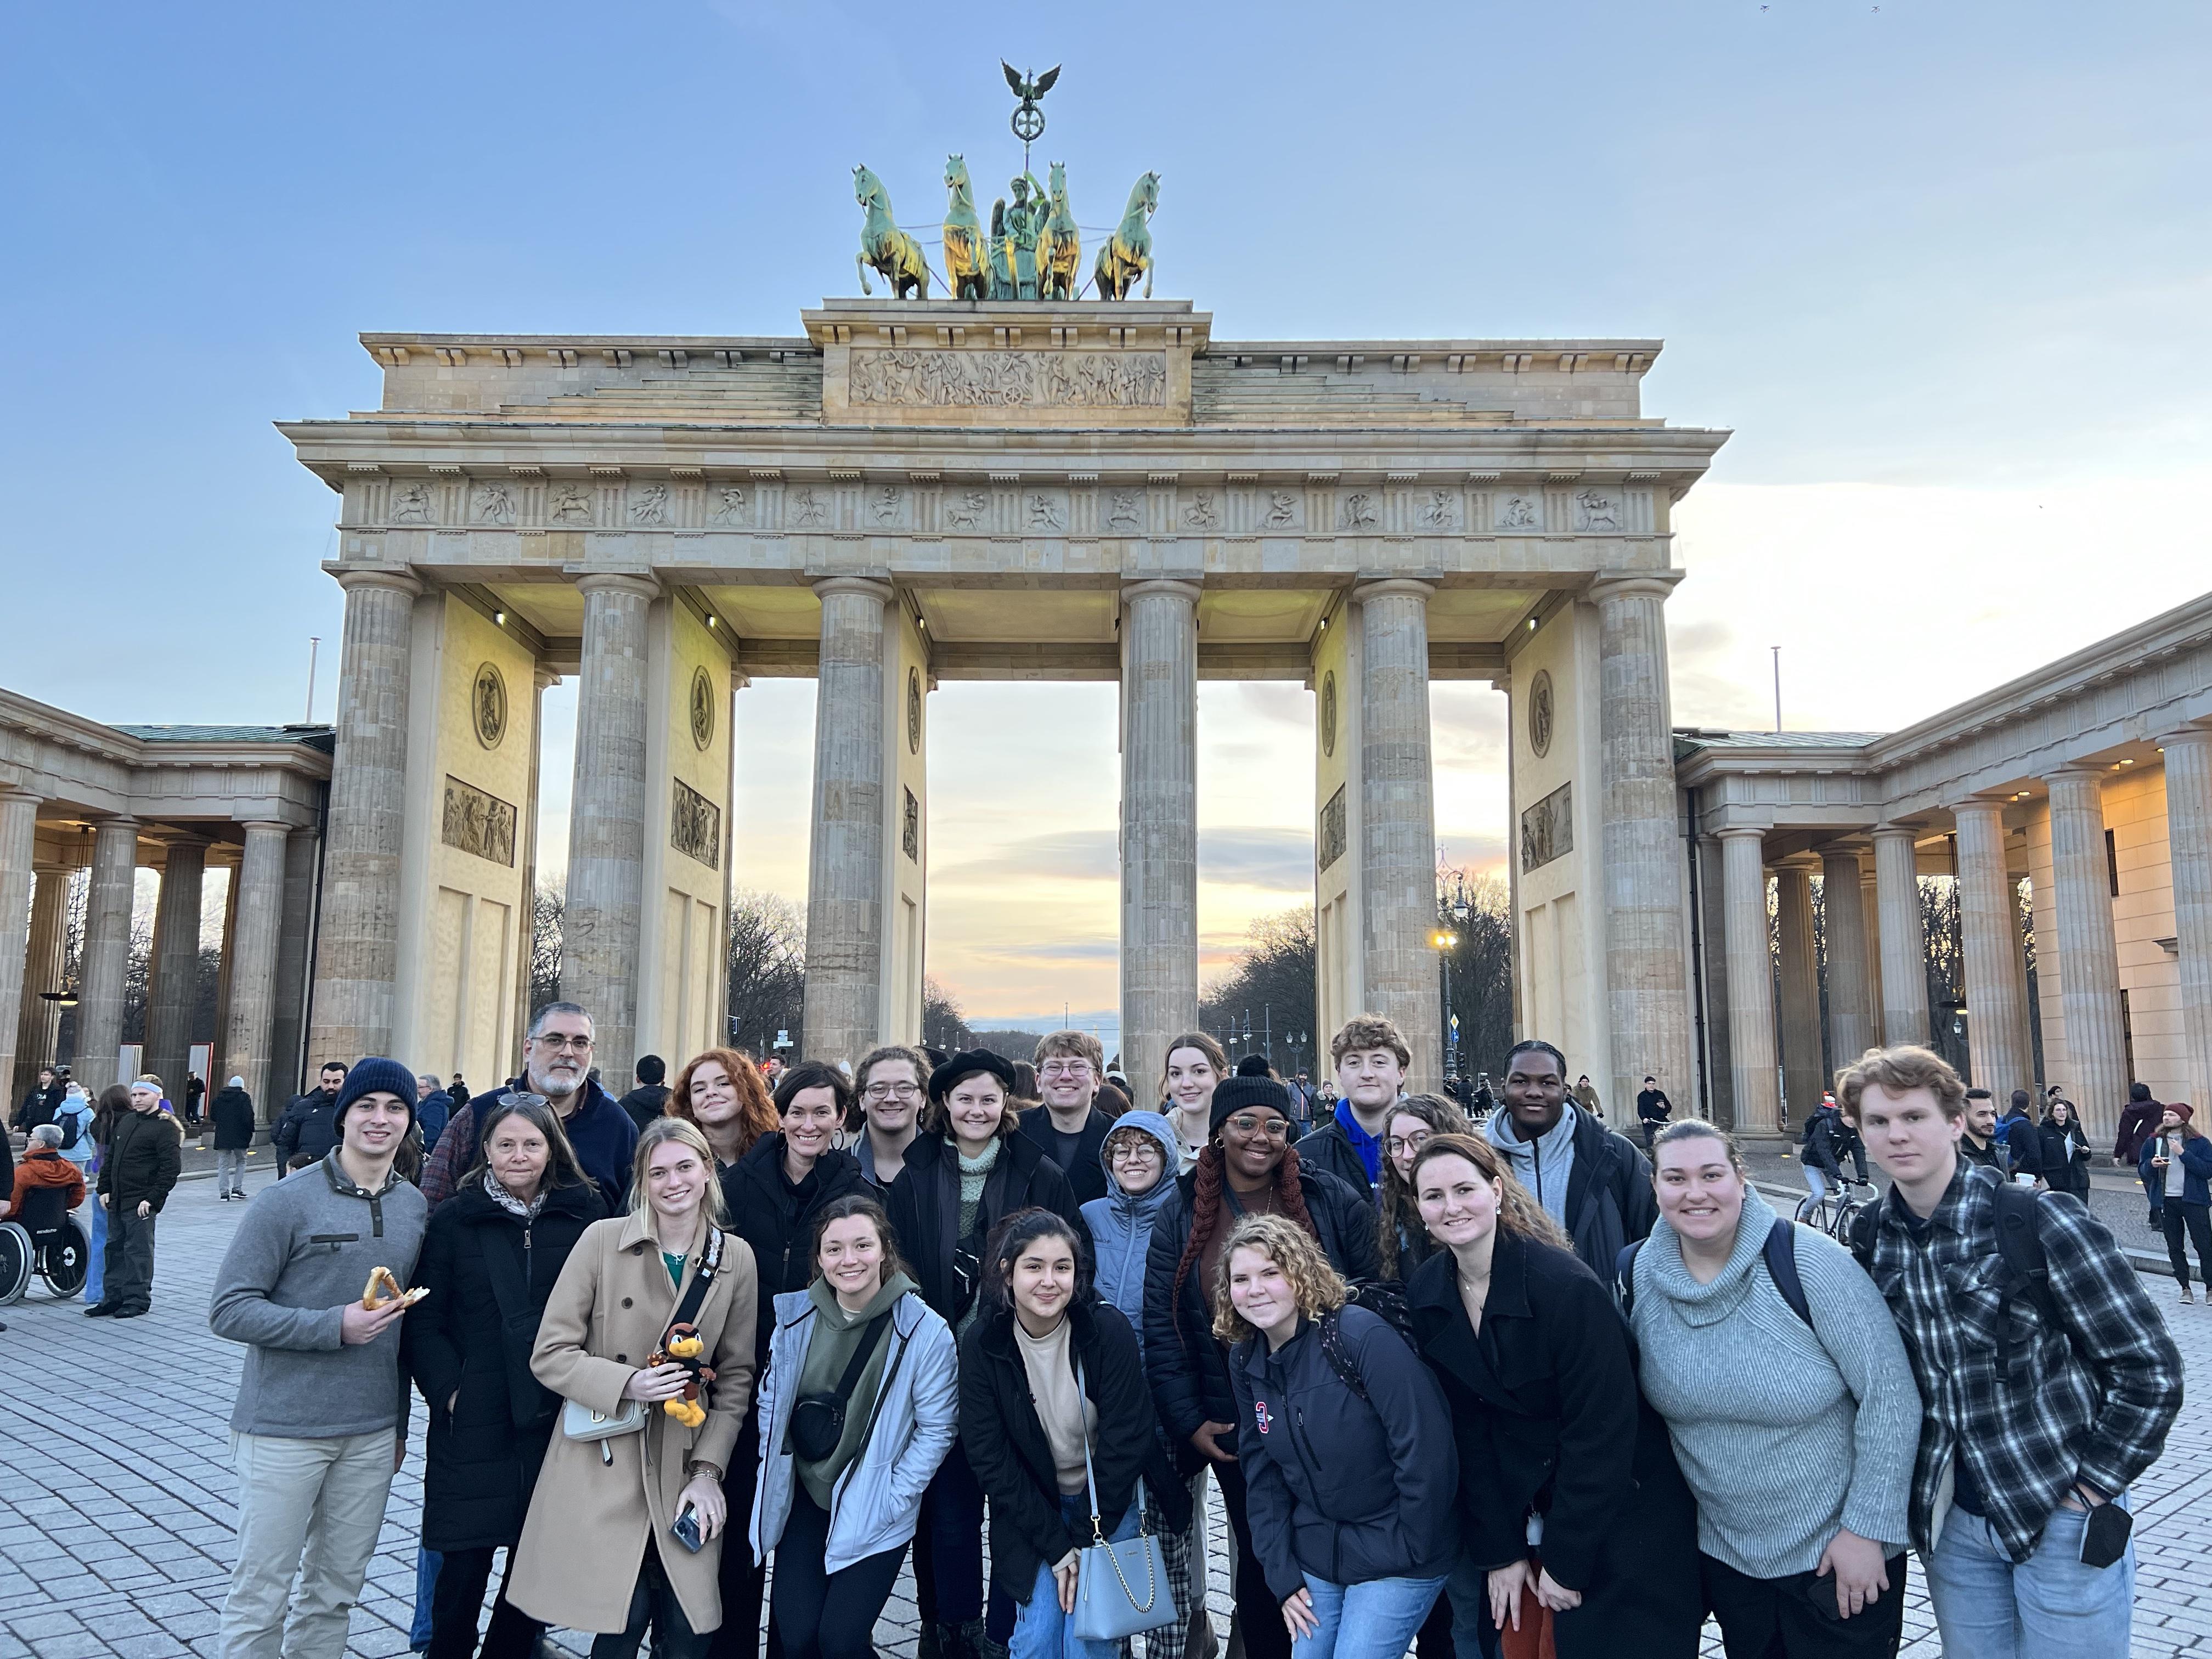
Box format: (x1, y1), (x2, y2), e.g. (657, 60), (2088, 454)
(788, 1309), (895, 1462)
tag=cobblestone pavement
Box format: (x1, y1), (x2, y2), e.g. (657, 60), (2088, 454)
(2, 1163), (2207, 1658)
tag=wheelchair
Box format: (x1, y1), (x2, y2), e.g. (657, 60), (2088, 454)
(0, 1185), (92, 1305)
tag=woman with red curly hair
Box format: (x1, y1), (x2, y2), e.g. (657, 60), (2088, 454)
(668, 1049), (780, 1175)
(1142, 1074), (1378, 1659)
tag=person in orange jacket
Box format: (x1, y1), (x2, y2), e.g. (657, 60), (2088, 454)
(0, 1124), (89, 1221)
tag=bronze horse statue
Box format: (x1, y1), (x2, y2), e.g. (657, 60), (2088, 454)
(941, 155), (988, 302)
(1037, 162), (1081, 302)
(1093, 171), (1159, 301)
(854, 164), (929, 299)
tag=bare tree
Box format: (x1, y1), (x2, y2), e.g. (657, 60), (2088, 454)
(1437, 870), (1514, 1080)
(727, 890), (806, 1058)
(529, 882), (564, 1015)
(1201, 905), (1317, 1073)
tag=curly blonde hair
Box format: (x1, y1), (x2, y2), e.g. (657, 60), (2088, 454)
(1211, 1214), (1347, 1344)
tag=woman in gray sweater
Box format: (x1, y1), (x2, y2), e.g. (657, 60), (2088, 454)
(1623, 1121), (1920, 1659)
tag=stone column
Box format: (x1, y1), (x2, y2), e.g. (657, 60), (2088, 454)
(802, 577), (893, 1066)
(142, 838), (208, 1096)
(1820, 846), (1876, 1067)
(0, 791), (40, 1104)
(1954, 795), (2034, 1099)
(1695, 836), (1737, 1127)
(267, 828), (318, 1114)
(221, 823), (290, 1108)
(1356, 579), (1440, 1087)
(2046, 766), (2129, 1140)
(1860, 853), (1884, 1029)
(1590, 577), (1693, 1112)
(1871, 826), (1931, 1046)
(311, 568), (420, 1065)
(1718, 829), (1780, 1135)
(2163, 728), (2212, 1111)
(76, 817), (140, 1093)
(1775, 865), (1823, 1118)
(1120, 579), (1201, 1094)
(14, 866), (70, 1095)
(565, 573), (659, 1087)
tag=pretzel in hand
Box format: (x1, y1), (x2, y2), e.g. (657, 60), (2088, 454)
(362, 1266), (430, 1312)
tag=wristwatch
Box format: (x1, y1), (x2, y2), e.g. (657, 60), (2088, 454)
(687, 1459), (725, 1483)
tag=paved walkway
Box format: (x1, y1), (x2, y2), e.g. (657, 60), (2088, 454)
(1, 1161), (2206, 1658)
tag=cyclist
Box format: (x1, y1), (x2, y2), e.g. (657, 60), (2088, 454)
(1797, 1095), (1867, 1223)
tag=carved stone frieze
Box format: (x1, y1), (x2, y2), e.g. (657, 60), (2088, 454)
(848, 348), (1167, 408)
(442, 776), (517, 866)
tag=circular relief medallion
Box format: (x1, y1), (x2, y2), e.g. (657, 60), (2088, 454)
(471, 663), (507, 749)
(1529, 668), (1555, 759)
(1321, 670), (1338, 759)
(689, 665), (716, 752)
(907, 668), (922, 754)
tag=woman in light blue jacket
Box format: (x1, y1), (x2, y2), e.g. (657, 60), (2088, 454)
(752, 1192), (958, 1659)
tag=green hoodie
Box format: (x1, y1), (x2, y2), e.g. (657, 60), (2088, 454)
(794, 1269), (916, 1508)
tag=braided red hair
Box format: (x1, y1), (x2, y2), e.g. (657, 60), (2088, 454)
(1171, 1141), (1318, 1313)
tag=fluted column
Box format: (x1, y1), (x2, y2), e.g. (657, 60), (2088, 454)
(565, 573), (659, 1086)
(1860, 853), (1884, 1030)
(76, 817), (140, 1093)
(2047, 766), (2129, 1139)
(221, 822), (290, 1107)
(267, 828), (318, 1112)
(1590, 576), (1692, 1112)
(0, 791), (40, 1104)
(1954, 795), (2034, 1098)
(14, 865), (70, 1096)
(1719, 829), (1780, 1134)
(803, 577), (894, 1066)
(1776, 865), (1822, 1118)
(2164, 729), (2212, 1113)
(311, 568), (421, 1065)
(1120, 579), (1201, 1092)
(1820, 846), (1876, 1067)
(1872, 826), (1931, 1047)
(143, 838), (208, 1095)
(1357, 579), (1440, 1087)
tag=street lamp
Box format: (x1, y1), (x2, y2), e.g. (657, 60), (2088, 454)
(1431, 929), (1458, 1081)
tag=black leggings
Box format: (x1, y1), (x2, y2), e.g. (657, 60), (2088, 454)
(592, 1543), (707, 1659)
(1214, 1459), (1291, 1659)
(710, 1414), (766, 1659)
(771, 1491), (910, 1659)
(426, 1545), (543, 1659)
(2162, 1203), (2212, 1289)
(1700, 1550), (1908, 1659)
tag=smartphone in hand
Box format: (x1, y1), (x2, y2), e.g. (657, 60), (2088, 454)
(670, 1504), (707, 1554)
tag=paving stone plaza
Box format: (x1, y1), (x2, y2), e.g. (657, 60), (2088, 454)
(3, 1159), (2208, 1659)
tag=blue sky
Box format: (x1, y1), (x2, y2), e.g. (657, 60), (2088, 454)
(5, 1), (2207, 1020)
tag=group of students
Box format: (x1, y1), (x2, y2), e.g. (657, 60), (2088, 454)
(199, 997), (2186, 1659)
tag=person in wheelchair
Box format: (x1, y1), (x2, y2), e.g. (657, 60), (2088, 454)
(0, 1123), (92, 1305)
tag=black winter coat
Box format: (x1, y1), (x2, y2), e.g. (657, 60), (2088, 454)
(1293, 1115), (1379, 1203)
(99, 1107), (183, 1209)
(618, 1083), (670, 1133)
(1231, 1306), (1458, 1598)
(721, 1132), (867, 1368)
(1141, 1163), (1380, 1449)
(2038, 1118), (2092, 1197)
(958, 1300), (1189, 1602)
(885, 1133), (1081, 1326)
(1406, 1233), (1699, 1655)
(273, 1088), (344, 1167)
(211, 1086), (257, 1151)
(1017, 1104), (1114, 1206)
(404, 1177), (607, 1551)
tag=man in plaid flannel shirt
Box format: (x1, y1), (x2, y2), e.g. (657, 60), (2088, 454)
(1839, 1045), (2182, 1659)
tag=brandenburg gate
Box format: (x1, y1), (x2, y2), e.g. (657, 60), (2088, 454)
(281, 296), (1729, 1100)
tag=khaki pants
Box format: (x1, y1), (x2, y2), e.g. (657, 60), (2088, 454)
(221, 1429), (398, 1659)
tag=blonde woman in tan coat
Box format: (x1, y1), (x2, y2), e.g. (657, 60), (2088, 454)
(510, 1118), (760, 1658)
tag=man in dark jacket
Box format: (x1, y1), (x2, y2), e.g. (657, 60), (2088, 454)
(1015, 1029), (1114, 1205)
(1480, 1039), (1655, 1278)
(1958, 1088), (2007, 1172)
(417, 1003), (638, 1210)
(273, 1063), (348, 1172)
(1297, 1014), (1412, 1200)
(412, 1075), (453, 1155)
(1999, 1088), (2042, 1178)
(14, 1066), (63, 1134)
(89, 1076), (183, 1318)
(1635, 1075), (1673, 1150)
(617, 1053), (670, 1132)
(211, 1076), (257, 1200)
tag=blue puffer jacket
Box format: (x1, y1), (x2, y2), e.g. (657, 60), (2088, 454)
(1080, 1112), (1181, 1366)
(2140, 1128), (2212, 1207)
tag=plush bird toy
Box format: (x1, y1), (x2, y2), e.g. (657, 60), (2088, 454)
(649, 1323), (714, 1429)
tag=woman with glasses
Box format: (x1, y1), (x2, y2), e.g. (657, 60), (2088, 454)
(669, 1049), (780, 1177)
(712, 1061), (868, 1659)
(1161, 1032), (1231, 1175)
(853, 1046), (932, 1190)
(1376, 1094), (1474, 1284)
(1144, 1076), (1378, 1659)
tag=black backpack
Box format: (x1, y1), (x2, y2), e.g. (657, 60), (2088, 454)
(1850, 1178), (2053, 1380)
(1617, 1217), (1812, 1328)
(50, 1097), (88, 1153)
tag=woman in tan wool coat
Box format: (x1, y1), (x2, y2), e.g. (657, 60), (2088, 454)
(510, 1117), (760, 1657)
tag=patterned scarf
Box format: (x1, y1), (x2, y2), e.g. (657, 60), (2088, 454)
(482, 1167), (549, 1221)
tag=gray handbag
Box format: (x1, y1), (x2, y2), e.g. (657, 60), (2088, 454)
(1068, 1359), (1175, 1643)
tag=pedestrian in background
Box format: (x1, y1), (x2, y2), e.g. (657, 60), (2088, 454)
(49, 1081), (97, 1180)
(1628, 1121), (1917, 1658)
(274, 1063), (351, 1173)
(2140, 1104), (2212, 1302)
(212, 1076), (256, 1200)
(1635, 1076), (1672, 1149)
(2112, 1081), (2164, 1177)
(2038, 1099), (2091, 1200)
(89, 1075), (182, 1319)
(1572, 1075), (1604, 1124)
(415, 1075), (454, 1154)
(81, 1084), (126, 1306)
(621, 1054), (672, 1132)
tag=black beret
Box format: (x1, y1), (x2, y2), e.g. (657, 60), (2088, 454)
(929, 1048), (1019, 1103)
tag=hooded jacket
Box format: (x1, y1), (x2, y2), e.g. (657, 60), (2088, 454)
(273, 1086), (345, 1169)
(1079, 1112), (1181, 1364)
(211, 1085), (257, 1152)
(1483, 1103), (1656, 1278)
(722, 1132), (868, 1369)
(884, 1131), (1081, 1326)
(100, 1105), (183, 1210)
(2140, 1129), (2212, 1208)
(5, 1147), (88, 1220)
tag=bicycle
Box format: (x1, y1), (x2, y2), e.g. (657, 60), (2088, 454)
(1795, 1173), (1874, 1243)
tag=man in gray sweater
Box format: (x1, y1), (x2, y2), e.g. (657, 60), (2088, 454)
(210, 1057), (427, 1659)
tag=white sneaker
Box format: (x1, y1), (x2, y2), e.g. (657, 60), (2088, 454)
(2181, 1286), (2196, 1305)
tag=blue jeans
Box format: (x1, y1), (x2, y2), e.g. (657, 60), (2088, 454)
(1012, 1495), (1141, 1659)
(1802, 1167), (1832, 1211)
(411, 1547), (441, 1648)
(1924, 1497), (2134, 1659)
(1291, 1572), (1446, 1659)
(84, 1195), (106, 1303)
